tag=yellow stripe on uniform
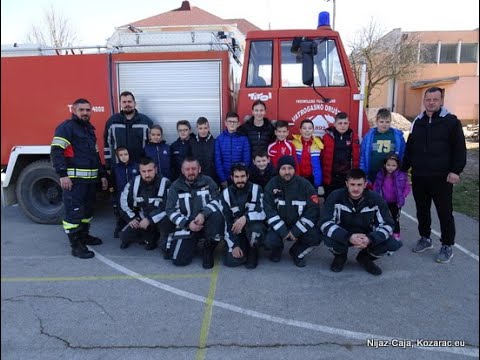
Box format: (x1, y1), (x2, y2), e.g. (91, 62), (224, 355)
(51, 136), (70, 149)
(62, 221), (80, 230)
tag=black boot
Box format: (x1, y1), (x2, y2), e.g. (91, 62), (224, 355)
(289, 246), (306, 267)
(69, 232), (94, 259)
(202, 240), (216, 269)
(163, 248), (171, 260)
(356, 250), (382, 276)
(269, 247), (283, 262)
(245, 245), (258, 269)
(144, 241), (158, 251)
(330, 253), (348, 273)
(81, 223), (103, 245)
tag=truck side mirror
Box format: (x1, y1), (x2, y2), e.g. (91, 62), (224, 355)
(300, 40), (317, 86)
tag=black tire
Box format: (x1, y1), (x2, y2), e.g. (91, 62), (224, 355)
(16, 160), (64, 224)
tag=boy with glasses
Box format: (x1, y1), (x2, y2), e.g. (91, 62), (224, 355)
(215, 112), (251, 189)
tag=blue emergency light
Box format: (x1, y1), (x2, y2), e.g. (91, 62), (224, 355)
(318, 11), (330, 27)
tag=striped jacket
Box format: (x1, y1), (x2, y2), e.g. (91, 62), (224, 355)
(319, 188), (394, 246)
(268, 139), (297, 169)
(221, 182), (265, 249)
(166, 174), (221, 230)
(120, 174), (171, 224)
(51, 115), (104, 181)
(292, 134), (324, 187)
(264, 175), (319, 239)
(103, 110), (153, 170)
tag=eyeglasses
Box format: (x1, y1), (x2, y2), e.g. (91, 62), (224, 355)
(226, 120), (239, 124)
(178, 128), (190, 132)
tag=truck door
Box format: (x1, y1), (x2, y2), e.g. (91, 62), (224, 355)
(277, 38), (354, 137)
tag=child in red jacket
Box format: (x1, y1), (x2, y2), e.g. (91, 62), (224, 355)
(267, 120), (297, 169)
(321, 112), (360, 198)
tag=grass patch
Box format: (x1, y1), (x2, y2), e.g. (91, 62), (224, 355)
(453, 178), (479, 220)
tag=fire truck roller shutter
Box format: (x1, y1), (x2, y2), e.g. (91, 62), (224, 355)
(16, 160), (64, 224)
(117, 60), (222, 143)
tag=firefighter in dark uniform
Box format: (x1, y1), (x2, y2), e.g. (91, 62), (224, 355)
(263, 155), (321, 267)
(103, 91), (153, 171)
(119, 157), (174, 254)
(221, 163), (266, 269)
(51, 98), (108, 259)
(165, 157), (224, 268)
(319, 168), (402, 275)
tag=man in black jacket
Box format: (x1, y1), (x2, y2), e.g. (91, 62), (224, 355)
(320, 169), (402, 275)
(402, 87), (466, 264)
(263, 155), (321, 267)
(166, 157), (224, 268)
(51, 98), (108, 259)
(103, 91), (153, 171)
(221, 163), (266, 269)
(119, 157), (173, 254)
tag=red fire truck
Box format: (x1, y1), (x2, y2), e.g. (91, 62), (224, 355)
(1, 12), (368, 224)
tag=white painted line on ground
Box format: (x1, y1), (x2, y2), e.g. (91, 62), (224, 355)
(401, 210), (479, 262)
(92, 250), (478, 357)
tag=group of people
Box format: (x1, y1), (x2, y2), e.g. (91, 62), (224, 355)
(50, 87), (467, 274)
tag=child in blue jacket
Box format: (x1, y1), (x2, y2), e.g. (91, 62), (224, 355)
(111, 147), (138, 238)
(360, 108), (406, 184)
(143, 124), (171, 180)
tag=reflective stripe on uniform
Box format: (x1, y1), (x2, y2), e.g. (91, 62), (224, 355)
(62, 220), (80, 232)
(81, 217), (92, 224)
(67, 168), (99, 179)
(51, 137), (71, 149)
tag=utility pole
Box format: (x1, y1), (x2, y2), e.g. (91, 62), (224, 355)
(325, 0), (336, 30)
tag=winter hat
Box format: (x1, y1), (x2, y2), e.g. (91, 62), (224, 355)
(277, 155), (296, 171)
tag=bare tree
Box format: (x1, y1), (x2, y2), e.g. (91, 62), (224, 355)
(349, 19), (422, 108)
(25, 4), (77, 47)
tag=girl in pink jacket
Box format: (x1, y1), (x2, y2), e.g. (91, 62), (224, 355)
(374, 153), (411, 240)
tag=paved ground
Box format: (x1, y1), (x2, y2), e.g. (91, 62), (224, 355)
(1, 194), (478, 360)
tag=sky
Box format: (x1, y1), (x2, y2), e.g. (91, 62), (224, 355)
(1, 0), (479, 47)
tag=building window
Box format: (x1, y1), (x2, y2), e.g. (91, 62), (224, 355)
(439, 43), (458, 63)
(419, 43), (437, 63)
(460, 43), (478, 63)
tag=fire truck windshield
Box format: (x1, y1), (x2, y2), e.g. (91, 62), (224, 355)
(281, 39), (345, 88)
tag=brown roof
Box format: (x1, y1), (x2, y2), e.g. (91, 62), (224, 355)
(124, 1), (261, 35)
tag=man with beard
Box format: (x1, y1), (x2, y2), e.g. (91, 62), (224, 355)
(221, 163), (266, 269)
(319, 168), (402, 275)
(103, 91), (153, 171)
(263, 155), (321, 267)
(119, 157), (173, 254)
(166, 158), (224, 268)
(51, 98), (108, 259)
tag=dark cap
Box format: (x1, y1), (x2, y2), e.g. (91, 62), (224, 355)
(277, 155), (296, 171)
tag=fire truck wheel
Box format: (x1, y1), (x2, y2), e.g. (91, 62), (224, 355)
(16, 160), (64, 224)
